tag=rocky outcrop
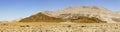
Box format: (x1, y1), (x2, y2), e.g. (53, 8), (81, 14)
(57, 14), (106, 23)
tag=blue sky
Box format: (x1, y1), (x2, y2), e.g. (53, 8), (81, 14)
(0, 0), (120, 21)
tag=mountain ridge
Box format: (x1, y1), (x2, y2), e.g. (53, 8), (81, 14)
(19, 6), (120, 23)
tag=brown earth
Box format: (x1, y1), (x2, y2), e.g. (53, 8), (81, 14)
(19, 13), (65, 22)
(19, 13), (106, 23)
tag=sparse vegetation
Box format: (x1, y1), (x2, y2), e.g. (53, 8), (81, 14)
(20, 25), (30, 27)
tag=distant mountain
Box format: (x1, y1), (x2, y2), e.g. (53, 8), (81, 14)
(47, 6), (119, 23)
(111, 11), (120, 22)
(19, 6), (120, 23)
(19, 12), (106, 23)
(116, 11), (120, 14)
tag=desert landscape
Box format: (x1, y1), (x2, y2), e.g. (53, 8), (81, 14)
(0, 6), (120, 32)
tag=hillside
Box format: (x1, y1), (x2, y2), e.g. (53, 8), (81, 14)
(19, 13), (65, 22)
(18, 6), (120, 23)
(44, 6), (120, 23)
(19, 12), (106, 23)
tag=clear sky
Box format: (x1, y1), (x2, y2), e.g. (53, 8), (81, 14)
(0, 0), (120, 21)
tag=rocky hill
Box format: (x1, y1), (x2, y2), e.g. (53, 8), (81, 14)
(19, 12), (106, 23)
(43, 6), (120, 23)
(19, 6), (120, 23)
(46, 6), (120, 23)
(19, 13), (65, 22)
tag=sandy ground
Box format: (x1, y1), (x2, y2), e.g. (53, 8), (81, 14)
(0, 22), (120, 32)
